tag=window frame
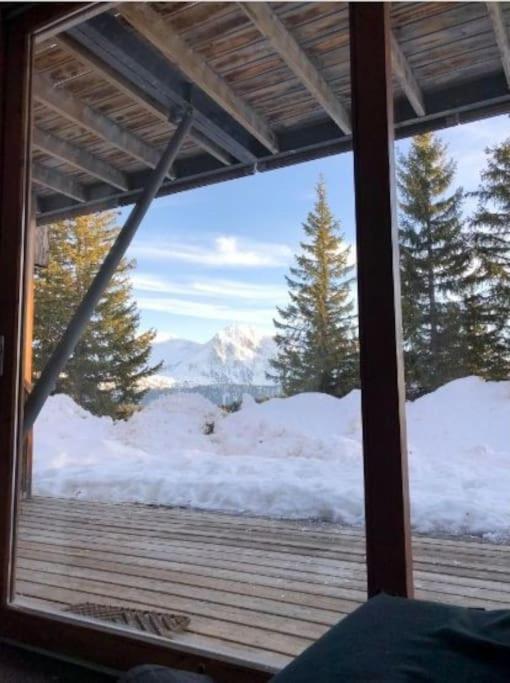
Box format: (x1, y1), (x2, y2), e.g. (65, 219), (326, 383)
(0, 2), (412, 679)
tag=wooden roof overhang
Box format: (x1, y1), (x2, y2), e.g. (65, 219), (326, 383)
(32, 1), (510, 224)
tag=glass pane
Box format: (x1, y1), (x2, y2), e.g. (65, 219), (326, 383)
(14, 3), (365, 673)
(396, 116), (510, 608)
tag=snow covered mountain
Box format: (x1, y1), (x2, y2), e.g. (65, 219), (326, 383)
(146, 324), (278, 389)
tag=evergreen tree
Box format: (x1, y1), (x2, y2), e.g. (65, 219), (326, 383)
(33, 211), (160, 419)
(463, 138), (510, 379)
(398, 133), (469, 398)
(269, 179), (358, 396)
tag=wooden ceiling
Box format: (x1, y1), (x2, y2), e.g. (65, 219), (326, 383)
(32, 2), (510, 223)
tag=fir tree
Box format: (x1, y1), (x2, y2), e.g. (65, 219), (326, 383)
(33, 211), (160, 419)
(398, 133), (469, 398)
(463, 138), (510, 379)
(269, 179), (358, 396)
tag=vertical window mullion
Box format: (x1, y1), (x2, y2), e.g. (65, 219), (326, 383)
(349, 2), (413, 598)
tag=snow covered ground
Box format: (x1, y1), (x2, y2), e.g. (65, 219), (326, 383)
(34, 376), (510, 540)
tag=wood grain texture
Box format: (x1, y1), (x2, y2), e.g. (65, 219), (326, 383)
(486, 2), (510, 88)
(55, 33), (233, 166)
(32, 160), (86, 201)
(350, 2), (413, 598)
(33, 126), (129, 190)
(21, 210), (36, 499)
(33, 72), (169, 171)
(14, 497), (510, 672)
(391, 31), (425, 116)
(239, 2), (351, 133)
(119, 3), (278, 153)
(29, 2), (510, 220)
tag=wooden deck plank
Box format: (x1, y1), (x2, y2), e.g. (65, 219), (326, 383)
(28, 498), (510, 558)
(20, 514), (510, 582)
(18, 557), (345, 627)
(17, 545), (361, 610)
(20, 524), (510, 595)
(21, 511), (510, 569)
(17, 529), (365, 582)
(14, 497), (510, 671)
(16, 538), (364, 597)
(17, 536), (510, 603)
(17, 541), (510, 607)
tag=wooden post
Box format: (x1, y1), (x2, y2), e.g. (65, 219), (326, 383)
(349, 2), (413, 598)
(21, 208), (36, 498)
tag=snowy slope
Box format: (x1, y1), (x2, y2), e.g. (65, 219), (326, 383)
(149, 324), (277, 387)
(151, 337), (202, 368)
(34, 377), (510, 539)
(145, 338), (202, 388)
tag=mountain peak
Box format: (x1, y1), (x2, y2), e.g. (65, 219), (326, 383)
(150, 324), (277, 387)
(212, 323), (269, 346)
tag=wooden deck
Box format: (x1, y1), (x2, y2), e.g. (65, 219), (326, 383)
(14, 497), (510, 673)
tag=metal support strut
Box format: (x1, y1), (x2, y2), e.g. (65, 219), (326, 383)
(24, 109), (194, 433)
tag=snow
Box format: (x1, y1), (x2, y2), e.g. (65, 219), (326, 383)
(148, 323), (277, 388)
(150, 337), (202, 372)
(34, 376), (510, 540)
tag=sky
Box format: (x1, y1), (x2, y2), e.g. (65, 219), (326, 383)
(123, 114), (510, 344)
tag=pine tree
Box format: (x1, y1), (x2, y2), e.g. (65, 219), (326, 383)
(398, 133), (469, 398)
(269, 179), (358, 396)
(33, 211), (160, 419)
(463, 138), (510, 379)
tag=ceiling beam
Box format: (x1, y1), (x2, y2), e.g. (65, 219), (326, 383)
(71, 14), (265, 164)
(118, 3), (278, 153)
(32, 2), (119, 43)
(33, 72), (175, 177)
(487, 2), (510, 89)
(36, 66), (510, 224)
(56, 33), (232, 166)
(33, 126), (129, 191)
(68, 15), (263, 164)
(239, 2), (351, 135)
(32, 162), (86, 203)
(390, 33), (425, 117)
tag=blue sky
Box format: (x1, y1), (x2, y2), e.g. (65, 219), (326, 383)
(123, 114), (509, 343)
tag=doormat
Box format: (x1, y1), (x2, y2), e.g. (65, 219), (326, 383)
(65, 602), (190, 638)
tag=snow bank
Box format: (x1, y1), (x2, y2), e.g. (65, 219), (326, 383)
(33, 376), (510, 539)
(115, 393), (221, 454)
(407, 377), (510, 537)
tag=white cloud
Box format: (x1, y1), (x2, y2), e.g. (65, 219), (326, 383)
(193, 279), (287, 301)
(137, 296), (276, 327)
(131, 235), (293, 268)
(130, 274), (192, 296)
(131, 273), (288, 302)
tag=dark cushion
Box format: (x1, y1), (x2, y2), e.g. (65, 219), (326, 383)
(118, 665), (214, 683)
(271, 593), (510, 682)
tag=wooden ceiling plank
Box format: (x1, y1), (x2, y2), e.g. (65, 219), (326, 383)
(33, 72), (175, 177)
(32, 2), (119, 44)
(486, 2), (510, 89)
(56, 33), (232, 166)
(239, 2), (351, 134)
(72, 13), (261, 164)
(118, 2), (278, 153)
(32, 162), (86, 203)
(391, 32), (425, 117)
(33, 126), (129, 191)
